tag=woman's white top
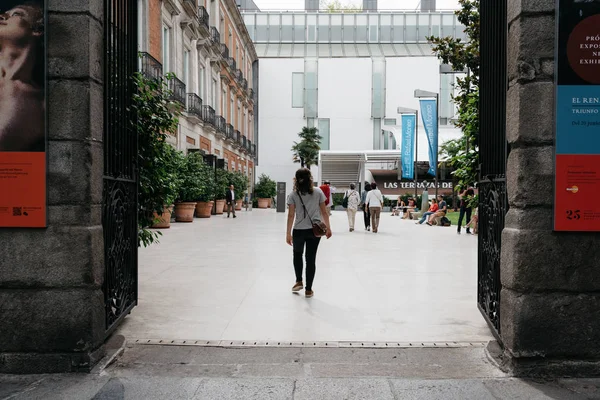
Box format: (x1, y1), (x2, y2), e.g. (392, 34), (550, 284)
(366, 189), (384, 208)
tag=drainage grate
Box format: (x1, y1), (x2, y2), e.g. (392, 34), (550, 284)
(130, 339), (487, 349)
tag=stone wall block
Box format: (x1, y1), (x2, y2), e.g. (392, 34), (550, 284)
(508, 15), (555, 83)
(48, 0), (104, 21)
(501, 226), (600, 292)
(508, 0), (555, 23)
(0, 226), (103, 288)
(48, 14), (103, 82)
(47, 204), (102, 227)
(506, 146), (554, 207)
(48, 141), (103, 206)
(48, 80), (103, 143)
(507, 82), (555, 145)
(0, 289), (106, 353)
(501, 288), (600, 359)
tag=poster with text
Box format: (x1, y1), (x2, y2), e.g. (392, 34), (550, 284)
(0, 0), (47, 228)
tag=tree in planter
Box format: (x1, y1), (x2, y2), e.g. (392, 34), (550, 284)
(230, 171), (249, 201)
(254, 174), (277, 207)
(428, 0), (479, 191)
(177, 151), (211, 202)
(291, 127), (322, 169)
(134, 72), (182, 247)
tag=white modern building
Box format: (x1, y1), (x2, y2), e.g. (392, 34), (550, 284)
(241, 0), (467, 194)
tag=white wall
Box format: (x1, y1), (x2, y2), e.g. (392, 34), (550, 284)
(257, 58), (306, 192)
(319, 58), (373, 151)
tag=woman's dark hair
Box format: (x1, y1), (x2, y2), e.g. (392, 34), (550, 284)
(294, 168), (313, 195)
(364, 183), (372, 192)
(371, 182), (377, 189)
(432, 198), (438, 204)
(350, 183), (355, 190)
(466, 188), (475, 196)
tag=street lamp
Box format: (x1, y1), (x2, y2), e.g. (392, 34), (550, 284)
(414, 89), (440, 198)
(397, 106), (419, 199)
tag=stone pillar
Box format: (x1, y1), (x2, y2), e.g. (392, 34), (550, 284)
(502, 0), (600, 376)
(0, 0), (106, 373)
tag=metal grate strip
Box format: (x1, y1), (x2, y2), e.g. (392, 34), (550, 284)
(129, 339), (488, 349)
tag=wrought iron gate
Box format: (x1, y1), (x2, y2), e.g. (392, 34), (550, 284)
(478, 0), (508, 340)
(103, 0), (138, 334)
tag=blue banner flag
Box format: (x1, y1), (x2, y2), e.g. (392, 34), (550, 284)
(419, 99), (438, 176)
(401, 114), (416, 180)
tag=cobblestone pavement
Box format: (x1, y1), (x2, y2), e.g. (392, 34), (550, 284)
(117, 209), (492, 344)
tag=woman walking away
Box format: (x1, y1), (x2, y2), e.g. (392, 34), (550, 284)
(366, 182), (384, 233)
(345, 184), (361, 232)
(286, 169), (332, 298)
(361, 183), (372, 231)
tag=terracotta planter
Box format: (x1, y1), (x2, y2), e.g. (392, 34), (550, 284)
(174, 202), (197, 223)
(257, 198), (270, 209)
(268, 198), (273, 208)
(215, 199), (226, 215)
(195, 201), (214, 218)
(152, 205), (174, 229)
(235, 199), (243, 211)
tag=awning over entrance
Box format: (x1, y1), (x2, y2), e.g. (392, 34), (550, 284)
(318, 150), (401, 190)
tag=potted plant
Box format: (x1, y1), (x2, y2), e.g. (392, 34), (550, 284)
(193, 157), (215, 218)
(134, 72), (182, 246)
(175, 151), (207, 222)
(254, 174), (276, 209)
(213, 169), (230, 215)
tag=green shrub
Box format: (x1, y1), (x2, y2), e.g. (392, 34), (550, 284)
(254, 174), (276, 199)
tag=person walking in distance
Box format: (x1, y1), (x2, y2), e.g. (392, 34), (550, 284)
(344, 184), (361, 232)
(457, 186), (475, 234)
(287, 169), (332, 298)
(226, 184), (236, 218)
(366, 182), (384, 233)
(361, 183), (372, 231)
(319, 181), (332, 216)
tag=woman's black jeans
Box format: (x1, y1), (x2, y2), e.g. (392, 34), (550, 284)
(363, 205), (370, 229)
(457, 205), (472, 233)
(293, 229), (321, 291)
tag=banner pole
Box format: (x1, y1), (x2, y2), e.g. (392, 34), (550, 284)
(435, 94), (440, 198)
(415, 110), (419, 199)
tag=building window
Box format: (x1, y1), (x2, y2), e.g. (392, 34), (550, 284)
(230, 95), (235, 123)
(183, 49), (190, 87)
(222, 89), (227, 116)
(162, 24), (171, 72)
(229, 28), (234, 52)
(212, 78), (217, 108)
(318, 119), (330, 151)
(292, 72), (304, 108)
(199, 65), (205, 100)
(237, 101), (242, 130)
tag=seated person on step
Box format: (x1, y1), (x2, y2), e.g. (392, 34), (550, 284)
(428, 195), (448, 226)
(416, 199), (438, 224)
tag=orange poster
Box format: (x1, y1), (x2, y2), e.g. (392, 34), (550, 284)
(0, 0), (47, 228)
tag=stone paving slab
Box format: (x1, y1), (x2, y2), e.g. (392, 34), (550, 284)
(117, 209), (492, 344)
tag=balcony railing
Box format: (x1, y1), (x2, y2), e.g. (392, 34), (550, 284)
(226, 57), (236, 71)
(248, 88), (255, 100)
(220, 43), (229, 59)
(198, 6), (209, 30)
(248, 139), (253, 153)
(215, 115), (226, 133)
(234, 130), (241, 146)
(202, 105), (215, 126)
(251, 144), (257, 156)
(139, 52), (162, 81)
(187, 93), (202, 119)
(210, 27), (220, 46)
(241, 135), (247, 150)
(167, 76), (186, 106)
(225, 123), (234, 141)
(241, 78), (248, 91)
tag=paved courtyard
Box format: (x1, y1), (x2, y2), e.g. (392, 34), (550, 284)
(117, 208), (493, 343)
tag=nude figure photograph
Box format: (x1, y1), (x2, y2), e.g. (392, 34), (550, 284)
(0, 1), (45, 152)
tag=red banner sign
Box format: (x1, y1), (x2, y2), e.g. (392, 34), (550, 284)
(0, 0), (47, 228)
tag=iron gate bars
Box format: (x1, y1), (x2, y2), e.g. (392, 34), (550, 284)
(478, 0), (508, 341)
(103, 0), (139, 334)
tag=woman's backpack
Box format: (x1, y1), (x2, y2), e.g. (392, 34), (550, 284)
(342, 191), (349, 209)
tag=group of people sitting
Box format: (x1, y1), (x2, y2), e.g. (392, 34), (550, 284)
(413, 195), (449, 226)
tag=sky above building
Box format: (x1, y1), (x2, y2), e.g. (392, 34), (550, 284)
(252, 0), (461, 11)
